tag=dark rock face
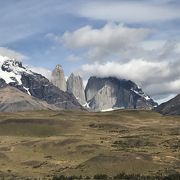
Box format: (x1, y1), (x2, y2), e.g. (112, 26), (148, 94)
(21, 73), (81, 109)
(85, 76), (157, 111)
(155, 94), (180, 115)
(0, 59), (82, 110)
(0, 79), (7, 88)
(21, 73), (82, 109)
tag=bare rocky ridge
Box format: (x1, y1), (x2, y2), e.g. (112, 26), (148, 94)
(0, 58), (82, 110)
(20, 72), (82, 110)
(85, 76), (157, 111)
(67, 73), (86, 105)
(0, 86), (58, 112)
(51, 64), (67, 92)
(155, 94), (180, 115)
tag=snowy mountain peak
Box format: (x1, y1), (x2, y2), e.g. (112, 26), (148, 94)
(2, 59), (23, 72)
(0, 56), (32, 85)
(0, 55), (82, 110)
(1, 59), (32, 74)
(0, 55), (10, 62)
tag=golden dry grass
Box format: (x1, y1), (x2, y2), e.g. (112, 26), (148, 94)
(0, 110), (179, 179)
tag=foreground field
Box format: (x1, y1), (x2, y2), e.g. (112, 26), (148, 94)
(0, 110), (179, 179)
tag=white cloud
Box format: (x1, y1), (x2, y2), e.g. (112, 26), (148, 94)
(78, 59), (169, 84)
(140, 40), (166, 51)
(76, 1), (180, 23)
(144, 80), (180, 96)
(60, 23), (180, 63)
(0, 47), (27, 61)
(27, 65), (52, 80)
(61, 23), (151, 61)
(174, 42), (180, 53)
(51, 22), (180, 103)
(78, 59), (180, 102)
(66, 54), (81, 62)
(62, 23), (150, 48)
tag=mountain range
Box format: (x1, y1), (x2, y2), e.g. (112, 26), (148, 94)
(51, 64), (157, 111)
(0, 56), (82, 111)
(0, 55), (178, 115)
(85, 76), (157, 111)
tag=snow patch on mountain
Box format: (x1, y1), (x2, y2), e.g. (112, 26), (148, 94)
(131, 87), (151, 101)
(23, 86), (31, 95)
(0, 55), (32, 85)
(101, 108), (114, 112)
(83, 102), (90, 108)
(101, 107), (125, 112)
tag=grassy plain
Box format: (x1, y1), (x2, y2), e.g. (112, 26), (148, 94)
(0, 110), (179, 179)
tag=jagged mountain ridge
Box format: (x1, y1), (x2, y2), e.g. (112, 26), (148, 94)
(0, 55), (157, 112)
(155, 94), (180, 115)
(50, 64), (157, 111)
(50, 66), (157, 111)
(85, 76), (157, 111)
(0, 56), (82, 110)
(51, 66), (86, 105)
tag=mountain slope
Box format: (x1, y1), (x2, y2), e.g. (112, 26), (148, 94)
(0, 86), (58, 112)
(155, 94), (180, 115)
(85, 76), (157, 111)
(0, 56), (82, 110)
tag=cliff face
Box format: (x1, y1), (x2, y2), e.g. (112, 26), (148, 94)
(51, 64), (67, 92)
(88, 82), (118, 110)
(85, 76), (157, 111)
(67, 73), (86, 105)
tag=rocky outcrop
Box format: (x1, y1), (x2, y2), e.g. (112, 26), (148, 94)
(67, 73), (86, 105)
(85, 76), (157, 111)
(0, 78), (6, 88)
(51, 64), (67, 92)
(155, 94), (180, 115)
(0, 58), (82, 110)
(0, 86), (58, 112)
(21, 72), (82, 109)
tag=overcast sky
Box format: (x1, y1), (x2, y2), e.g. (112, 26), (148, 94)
(0, 0), (180, 103)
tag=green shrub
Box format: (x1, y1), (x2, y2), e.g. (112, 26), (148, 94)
(94, 174), (108, 179)
(52, 175), (82, 180)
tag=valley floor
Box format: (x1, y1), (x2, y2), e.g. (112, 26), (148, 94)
(0, 110), (179, 179)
